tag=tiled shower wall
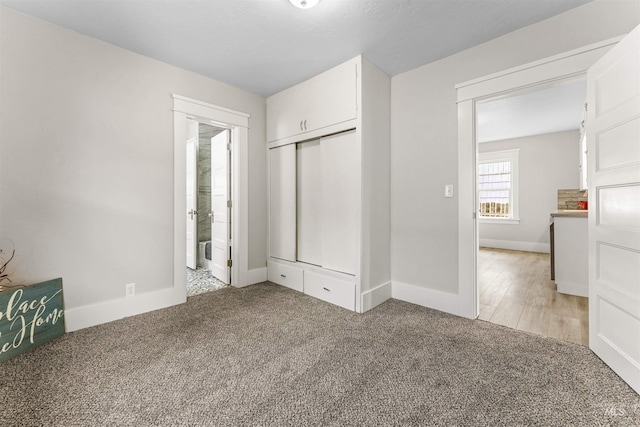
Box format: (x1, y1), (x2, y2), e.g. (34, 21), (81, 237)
(197, 125), (214, 244)
(557, 189), (588, 210)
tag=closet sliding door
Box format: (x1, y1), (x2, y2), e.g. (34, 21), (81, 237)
(269, 144), (296, 262)
(297, 140), (323, 266)
(296, 131), (359, 275)
(321, 130), (359, 275)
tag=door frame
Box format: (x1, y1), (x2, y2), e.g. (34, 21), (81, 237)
(455, 37), (622, 319)
(172, 95), (250, 300)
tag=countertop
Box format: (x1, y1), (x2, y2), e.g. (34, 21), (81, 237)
(551, 210), (588, 218)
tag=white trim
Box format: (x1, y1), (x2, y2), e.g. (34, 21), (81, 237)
(479, 218), (520, 225)
(392, 281), (473, 319)
(247, 267), (268, 285)
(479, 239), (550, 254)
(360, 281), (392, 313)
(455, 37), (622, 101)
(457, 38), (619, 321)
(173, 95), (250, 297)
(64, 287), (180, 332)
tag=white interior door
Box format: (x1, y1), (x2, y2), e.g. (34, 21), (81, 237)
(185, 119), (199, 269)
(211, 129), (231, 284)
(587, 25), (640, 394)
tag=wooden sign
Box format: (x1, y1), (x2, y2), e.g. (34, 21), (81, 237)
(0, 278), (65, 362)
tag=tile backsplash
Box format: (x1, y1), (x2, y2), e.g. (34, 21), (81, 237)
(558, 189), (588, 210)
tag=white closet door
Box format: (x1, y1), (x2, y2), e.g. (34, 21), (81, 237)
(269, 144), (296, 261)
(296, 140), (323, 266)
(321, 130), (359, 275)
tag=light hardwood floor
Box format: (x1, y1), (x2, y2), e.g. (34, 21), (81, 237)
(478, 248), (589, 346)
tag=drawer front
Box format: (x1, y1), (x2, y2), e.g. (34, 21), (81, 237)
(304, 271), (355, 311)
(267, 261), (303, 292)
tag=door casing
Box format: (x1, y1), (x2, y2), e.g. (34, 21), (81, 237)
(173, 95), (250, 301)
(456, 36), (623, 319)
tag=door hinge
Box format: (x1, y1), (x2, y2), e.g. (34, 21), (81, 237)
(227, 259), (232, 267)
(227, 200), (232, 208)
(227, 143), (231, 151)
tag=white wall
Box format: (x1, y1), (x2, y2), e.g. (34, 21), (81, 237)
(478, 130), (580, 253)
(0, 9), (267, 313)
(391, 0), (640, 294)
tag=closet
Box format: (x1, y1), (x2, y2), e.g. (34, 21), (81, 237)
(267, 56), (391, 313)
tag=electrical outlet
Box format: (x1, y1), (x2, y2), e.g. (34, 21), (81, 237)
(125, 283), (135, 298)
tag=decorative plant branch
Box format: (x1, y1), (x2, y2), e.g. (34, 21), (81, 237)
(0, 241), (23, 292)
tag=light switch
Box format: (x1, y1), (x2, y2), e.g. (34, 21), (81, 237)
(444, 184), (454, 198)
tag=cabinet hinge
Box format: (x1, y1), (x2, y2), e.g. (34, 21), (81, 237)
(227, 259), (232, 267)
(227, 200), (232, 208)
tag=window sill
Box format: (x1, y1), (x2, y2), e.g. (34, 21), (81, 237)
(479, 217), (520, 225)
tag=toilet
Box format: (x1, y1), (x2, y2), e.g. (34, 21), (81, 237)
(198, 241), (212, 269)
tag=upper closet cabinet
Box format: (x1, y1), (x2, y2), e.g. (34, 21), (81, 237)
(266, 58), (357, 144)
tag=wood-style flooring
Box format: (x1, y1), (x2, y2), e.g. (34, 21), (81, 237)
(478, 248), (589, 346)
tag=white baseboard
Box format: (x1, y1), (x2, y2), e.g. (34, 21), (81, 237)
(361, 281), (392, 313)
(64, 287), (185, 332)
(392, 281), (472, 318)
(479, 238), (550, 254)
(247, 267), (267, 285)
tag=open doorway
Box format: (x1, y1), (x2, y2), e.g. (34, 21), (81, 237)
(474, 79), (589, 345)
(185, 120), (231, 297)
(172, 94), (250, 304)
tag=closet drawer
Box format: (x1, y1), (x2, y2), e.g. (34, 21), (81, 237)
(304, 271), (355, 311)
(267, 260), (303, 292)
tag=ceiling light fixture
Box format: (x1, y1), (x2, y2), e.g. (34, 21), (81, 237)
(289, 0), (320, 9)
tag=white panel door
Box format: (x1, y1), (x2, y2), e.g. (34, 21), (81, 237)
(321, 130), (360, 275)
(587, 25), (640, 394)
(297, 140), (323, 266)
(269, 144), (297, 261)
(211, 130), (231, 284)
(185, 119), (199, 269)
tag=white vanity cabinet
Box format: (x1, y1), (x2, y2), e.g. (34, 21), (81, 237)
(266, 59), (357, 144)
(267, 56), (390, 313)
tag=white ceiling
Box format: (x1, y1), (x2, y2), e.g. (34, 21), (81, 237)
(476, 79), (587, 143)
(1, 0), (592, 97)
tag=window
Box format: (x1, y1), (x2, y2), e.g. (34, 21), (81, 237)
(478, 149), (519, 223)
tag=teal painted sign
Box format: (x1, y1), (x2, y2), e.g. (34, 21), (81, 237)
(0, 278), (65, 362)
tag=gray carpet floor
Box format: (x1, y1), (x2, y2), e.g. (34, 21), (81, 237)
(3, 282), (639, 426)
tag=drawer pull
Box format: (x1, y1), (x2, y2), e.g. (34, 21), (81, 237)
(280, 274), (287, 278)
(323, 287), (331, 292)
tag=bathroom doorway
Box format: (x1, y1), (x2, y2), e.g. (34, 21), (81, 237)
(185, 119), (232, 297)
(173, 94), (250, 301)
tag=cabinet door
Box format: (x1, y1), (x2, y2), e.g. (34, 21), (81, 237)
(267, 84), (310, 143)
(269, 144), (296, 261)
(266, 59), (357, 143)
(321, 130), (360, 275)
(296, 140), (323, 266)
